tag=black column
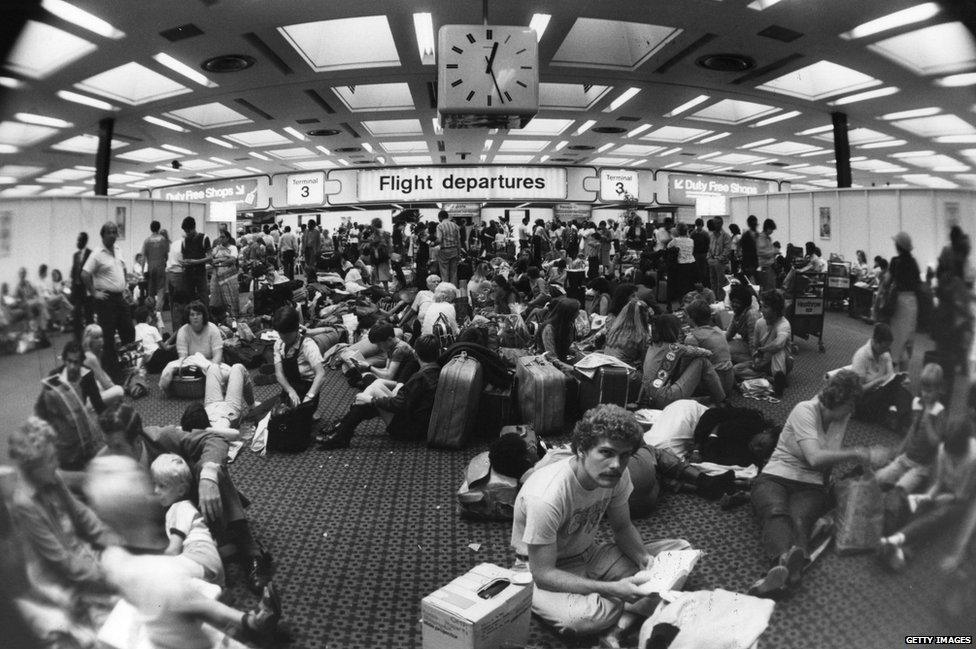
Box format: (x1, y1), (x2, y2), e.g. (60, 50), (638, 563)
(94, 117), (114, 196)
(831, 111), (851, 189)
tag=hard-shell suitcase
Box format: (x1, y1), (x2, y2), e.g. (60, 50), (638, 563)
(576, 366), (633, 413)
(515, 355), (568, 436)
(427, 352), (484, 449)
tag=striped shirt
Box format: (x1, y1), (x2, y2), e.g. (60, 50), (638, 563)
(436, 219), (461, 249)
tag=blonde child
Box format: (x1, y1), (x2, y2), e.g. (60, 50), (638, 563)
(150, 453), (225, 586)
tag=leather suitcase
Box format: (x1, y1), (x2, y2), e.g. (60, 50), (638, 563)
(515, 355), (569, 436)
(475, 385), (516, 439)
(427, 352), (484, 449)
(575, 366), (633, 414)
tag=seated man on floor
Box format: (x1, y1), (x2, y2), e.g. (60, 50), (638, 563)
(98, 403), (273, 595)
(850, 322), (913, 433)
(316, 334), (441, 449)
(511, 404), (690, 646)
(733, 289), (792, 397)
(35, 339), (108, 471)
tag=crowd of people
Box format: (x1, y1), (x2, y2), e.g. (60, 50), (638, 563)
(1, 208), (974, 648)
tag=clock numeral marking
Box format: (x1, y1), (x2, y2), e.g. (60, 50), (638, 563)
(486, 29), (492, 39)
(487, 94), (492, 106)
(466, 90), (475, 101)
(451, 79), (463, 87)
(466, 33), (476, 43)
(516, 48), (526, 55)
(446, 64), (458, 69)
(516, 81), (527, 88)
(452, 46), (463, 54)
(504, 91), (512, 102)
(520, 65), (533, 69)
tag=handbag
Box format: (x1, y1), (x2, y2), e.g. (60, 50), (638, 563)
(834, 469), (884, 554)
(123, 368), (149, 399)
(266, 400), (316, 453)
(170, 361), (206, 399)
(432, 312), (456, 350)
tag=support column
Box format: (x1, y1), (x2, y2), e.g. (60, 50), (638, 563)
(94, 117), (114, 196)
(831, 111), (851, 189)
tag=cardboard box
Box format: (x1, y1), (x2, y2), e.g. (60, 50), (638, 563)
(421, 563), (533, 649)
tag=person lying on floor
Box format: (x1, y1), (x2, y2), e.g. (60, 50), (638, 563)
(749, 371), (888, 598)
(316, 334), (442, 449)
(181, 362), (256, 432)
(878, 417), (976, 573)
(640, 314), (726, 409)
(511, 404), (691, 647)
(98, 404), (273, 595)
(85, 455), (282, 648)
(875, 362), (945, 494)
(850, 322), (913, 434)
(732, 289), (791, 397)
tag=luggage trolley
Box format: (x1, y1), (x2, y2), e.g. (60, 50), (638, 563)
(786, 271), (827, 353)
(825, 261), (851, 311)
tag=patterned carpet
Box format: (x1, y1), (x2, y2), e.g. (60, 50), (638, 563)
(4, 311), (974, 648)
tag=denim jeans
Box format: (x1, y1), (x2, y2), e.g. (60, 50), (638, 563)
(751, 473), (828, 563)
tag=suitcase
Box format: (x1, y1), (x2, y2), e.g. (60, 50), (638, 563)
(475, 385), (516, 439)
(655, 277), (669, 304)
(575, 366), (633, 414)
(515, 355), (569, 436)
(427, 352), (484, 449)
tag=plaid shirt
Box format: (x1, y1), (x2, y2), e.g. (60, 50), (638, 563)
(436, 219), (461, 249)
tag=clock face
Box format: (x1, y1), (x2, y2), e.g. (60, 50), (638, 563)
(437, 25), (539, 119)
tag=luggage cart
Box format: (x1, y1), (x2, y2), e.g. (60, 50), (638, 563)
(826, 262), (851, 311)
(787, 271), (826, 353)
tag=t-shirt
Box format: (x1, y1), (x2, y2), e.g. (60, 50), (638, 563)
(763, 397), (849, 485)
(642, 399), (709, 458)
(176, 322), (222, 360)
(412, 290), (435, 320)
(902, 397), (944, 465)
(685, 326), (732, 369)
(142, 234), (170, 271)
(511, 456), (632, 560)
(82, 245), (127, 293)
(273, 335), (323, 382)
(165, 500), (218, 561)
(850, 340), (893, 386)
(135, 322), (162, 355)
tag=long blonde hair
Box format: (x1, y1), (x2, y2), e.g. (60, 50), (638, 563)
(604, 299), (649, 350)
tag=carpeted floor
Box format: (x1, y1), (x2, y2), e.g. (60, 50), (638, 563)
(2, 311), (973, 648)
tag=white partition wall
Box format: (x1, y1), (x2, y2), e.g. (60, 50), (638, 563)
(730, 189), (976, 271)
(0, 197), (209, 284)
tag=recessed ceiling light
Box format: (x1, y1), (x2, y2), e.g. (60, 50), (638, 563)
(249, 152), (269, 161)
(665, 94), (710, 117)
(554, 140), (568, 151)
(574, 120), (596, 136)
(604, 87), (641, 112)
(153, 53), (217, 88)
(936, 135), (976, 144)
(828, 87), (900, 106)
(699, 132), (731, 143)
(597, 143), (614, 153)
(881, 107), (942, 121)
(315, 145), (331, 155)
(539, 154), (550, 162)
(659, 147), (681, 156)
(891, 150), (935, 158)
(283, 126), (307, 141)
(751, 110), (801, 127)
(0, 144), (20, 154)
(741, 138), (776, 149)
(201, 54), (256, 73)
(15, 112), (72, 128)
(143, 116), (187, 132)
(797, 125), (833, 136)
(799, 149), (833, 157)
(412, 13), (435, 64)
(627, 124), (652, 138)
(210, 157), (232, 165)
(840, 2), (940, 40)
(698, 152), (722, 160)
(936, 72), (976, 87)
(0, 77), (23, 89)
(41, 0), (125, 39)
(204, 136), (234, 149)
(361, 143), (374, 153)
(57, 90), (117, 111)
(338, 159), (350, 166)
(859, 139), (907, 149)
(161, 143), (194, 155)
(529, 14), (552, 41)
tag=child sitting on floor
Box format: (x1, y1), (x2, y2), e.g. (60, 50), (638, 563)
(150, 453), (225, 586)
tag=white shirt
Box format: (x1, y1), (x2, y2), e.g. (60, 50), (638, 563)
(421, 302), (458, 336)
(135, 322), (162, 355)
(82, 245), (127, 293)
(643, 400), (710, 458)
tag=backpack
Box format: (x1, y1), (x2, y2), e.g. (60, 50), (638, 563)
(35, 376), (104, 471)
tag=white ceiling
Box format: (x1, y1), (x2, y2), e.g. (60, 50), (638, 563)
(0, 0), (975, 199)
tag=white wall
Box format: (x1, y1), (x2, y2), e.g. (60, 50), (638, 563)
(729, 188), (976, 272)
(0, 197), (209, 286)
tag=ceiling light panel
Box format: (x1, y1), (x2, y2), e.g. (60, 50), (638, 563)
(551, 18), (682, 71)
(161, 144), (195, 155)
(116, 147), (181, 163)
(901, 153), (968, 171)
(859, 139), (908, 149)
(670, 163), (718, 173)
(178, 159), (220, 171)
(412, 13), (435, 64)
(0, 185), (42, 196)
(500, 140), (550, 152)
(361, 119), (424, 137)
(267, 147), (316, 160)
(392, 155), (433, 165)
(814, 127), (891, 145)
(75, 62), (191, 105)
(224, 129), (292, 147)
(757, 60), (881, 101)
(293, 160), (339, 170)
(381, 141), (429, 153)
(332, 83), (414, 112)
(828, 87), (899, 105)
(867, 22), (976, 76)
(5, 20), (96, 79)
(699, 132), (731, 144)
(798, 165), (837, 176)
(143, 116), (186, 132)
(514, 118), (574, 136)
(37, 168), (90, 181)
(56, 90), (117, 111)
(614, 144), (665, 156)
(936, 72), (976, 87)
(0, 165), (45, 178)
(707, 153), (767, 165)
(589, 157), (634, 167)
(574, 120), (597, 136)
(492, 155), (536, 164)
(687, 99), (779, 125)
(164, 102), (253, 129)
(41, 0), (124, 38)
(153, 53), (217, 87)
(0, 121), (59, 146)
(208, 168), (253, 177)
(891, 114), (976, 138)
(15, 113), (72, 128)
(850, 159), (908, 173)
(627, 124), (652, 138)
(797, 124), (833, 136)
(605, 87), (641, 112)
(50, 134), (127, 154)
(641, 126), (713, 143)
(279, 15), (400, 72)
(529, 14), (552, 41)
(665, 95), (710, 118)
(751, 110), (801, 127)
(880, 107), (942, 121)
(840, 2), (941, 40)
(539, 83), (611, 110)
(902, 174), (958, 189)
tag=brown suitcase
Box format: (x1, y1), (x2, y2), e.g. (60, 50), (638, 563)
(427, 352), (484, 449)
(515, 355), (569, 436)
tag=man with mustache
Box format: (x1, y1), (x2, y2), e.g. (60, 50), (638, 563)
(510, 404), (690, 648)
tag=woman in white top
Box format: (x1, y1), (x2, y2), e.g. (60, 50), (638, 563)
(421, 282), (459, 336)
(667, 222), (697, 308)
(159, 300), (226, 395)
(81, 324), (125, 408)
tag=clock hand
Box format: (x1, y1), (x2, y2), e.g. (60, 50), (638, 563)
(489, 69), (505, 104)
(485, 41), (498, 74)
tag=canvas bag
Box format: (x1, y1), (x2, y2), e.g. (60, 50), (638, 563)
(833, 470), (884, 554)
